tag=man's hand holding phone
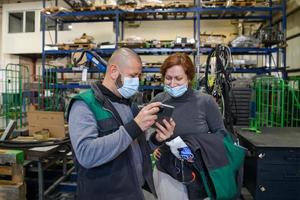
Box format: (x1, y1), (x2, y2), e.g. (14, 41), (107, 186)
(134, 102), (161, 131)
(134, 102), (175, 142)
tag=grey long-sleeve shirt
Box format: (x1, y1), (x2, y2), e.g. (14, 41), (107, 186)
(151, 88), (225, 137)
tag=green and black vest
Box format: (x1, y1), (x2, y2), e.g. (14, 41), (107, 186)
(67, 88), (155, 200)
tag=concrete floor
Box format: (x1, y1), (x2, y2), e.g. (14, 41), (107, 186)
(144, 190), (156, 200)
(143, 188), (254, 200)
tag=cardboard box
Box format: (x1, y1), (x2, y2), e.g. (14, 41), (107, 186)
(27, 111), (66, 139)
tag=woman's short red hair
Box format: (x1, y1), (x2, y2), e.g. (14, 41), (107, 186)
(161, 53), (195, 82)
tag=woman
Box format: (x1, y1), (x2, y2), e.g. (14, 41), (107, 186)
(151, 53), (225, 200)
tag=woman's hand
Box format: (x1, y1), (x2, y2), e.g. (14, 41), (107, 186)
(153, 148), (161, 160)
(155, 118), (175, 142)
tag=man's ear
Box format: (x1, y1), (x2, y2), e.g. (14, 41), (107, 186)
(109, 64), (119, 80)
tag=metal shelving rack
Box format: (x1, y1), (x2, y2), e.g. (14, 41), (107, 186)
(41, 0), (287, 90)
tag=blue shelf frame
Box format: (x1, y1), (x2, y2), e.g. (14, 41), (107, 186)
(47, 83), (163, 90)
(48, 6), (283, 22)
(46, 66), (284, 75)
(41, 0), (287, 89)
(45, 47), (278, 55)
(44, 67), (160, 73)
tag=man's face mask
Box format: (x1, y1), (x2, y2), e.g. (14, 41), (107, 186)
(116, 73), (139, 99)
(164, 84), (188, 98)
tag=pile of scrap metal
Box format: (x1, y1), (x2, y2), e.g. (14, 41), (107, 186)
(257, 27), (285, 47)
(230, 35), (260, 48)
(118, 0), (138, 6)
(118, 35), (145, 48)
(230, 26), (285, 48)
(63, 0), (94, 9)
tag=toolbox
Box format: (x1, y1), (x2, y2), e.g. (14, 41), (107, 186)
(238, 127), (300, 200)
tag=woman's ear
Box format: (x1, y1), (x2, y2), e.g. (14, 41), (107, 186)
(188, 80), (192, 87)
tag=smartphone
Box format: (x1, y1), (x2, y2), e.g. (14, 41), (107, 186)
(155, 103), (175, 128)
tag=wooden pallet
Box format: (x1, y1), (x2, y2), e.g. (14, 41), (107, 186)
(77, 6), (96, 11)
(0, 150), (24, 185)
(0, 183), (26, 200)
(74, 5), (118, 11)
(94, 5), (118, 10)
(201, 1), (228, 7)
(0, 164), (24, 185)
(165, 2), (194, 8)
(136, 2), (193, 10)
(137, 3), (166, 9)
(229, 1), (256, 6)
(41, 6), (66, 14)
(57, 43), (96, 50)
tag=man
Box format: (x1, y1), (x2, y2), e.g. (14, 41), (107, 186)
(67, 48), (175, 200)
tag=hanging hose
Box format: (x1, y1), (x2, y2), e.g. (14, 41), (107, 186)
(204, 45), (235, 135)
(205, 45), (232, 94)
(0, 137), (70, 148)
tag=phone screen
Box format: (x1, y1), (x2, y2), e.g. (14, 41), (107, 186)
(155, 103), (175, 127)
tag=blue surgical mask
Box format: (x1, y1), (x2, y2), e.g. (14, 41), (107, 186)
(117, 76), (139, 99)
(164, 84), (188, 97)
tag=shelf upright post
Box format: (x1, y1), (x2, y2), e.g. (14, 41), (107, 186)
(193, 0), (196, 69)
(42, 0), (46, 88)
(121, 21), (124, 41)
(195, 0), (201, 88)
(281, 0), (287, 79)
(115, 9), (120, 49)
(55, 0), (58, 44)
(268, 0), (273, 71)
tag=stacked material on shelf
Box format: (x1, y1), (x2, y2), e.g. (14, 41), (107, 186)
(118, 36), (145, 48)
(233, 59), (257, 67)
(201, 0), (278, 7)
(119, 36), (195, 48)
(258, 27), (285, 47)
(41, 6), (71, 14)
(230, 35), (260, 48)
(74, 33), (95, 44)
(200, 33), (226, 47)
(48, 33), (96, 50)
(226, 0), (256, 7)
(64, 0), (94, 8)
(201, 0), (228, 7)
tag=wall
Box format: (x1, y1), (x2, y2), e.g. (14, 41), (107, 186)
(2, 1), (114, 55)
(125, 20), (237, 64)
(19, 56), (34, 82)
(0, 6), (2, 67)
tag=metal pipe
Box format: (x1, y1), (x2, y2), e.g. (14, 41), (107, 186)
(38, 161), (44, 200)
(286, 32), (300, 41)
(44, 166), (75, 196)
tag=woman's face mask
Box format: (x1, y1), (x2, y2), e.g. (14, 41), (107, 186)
(164, 84), (188, 97)
(164, 65), (189, 98)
